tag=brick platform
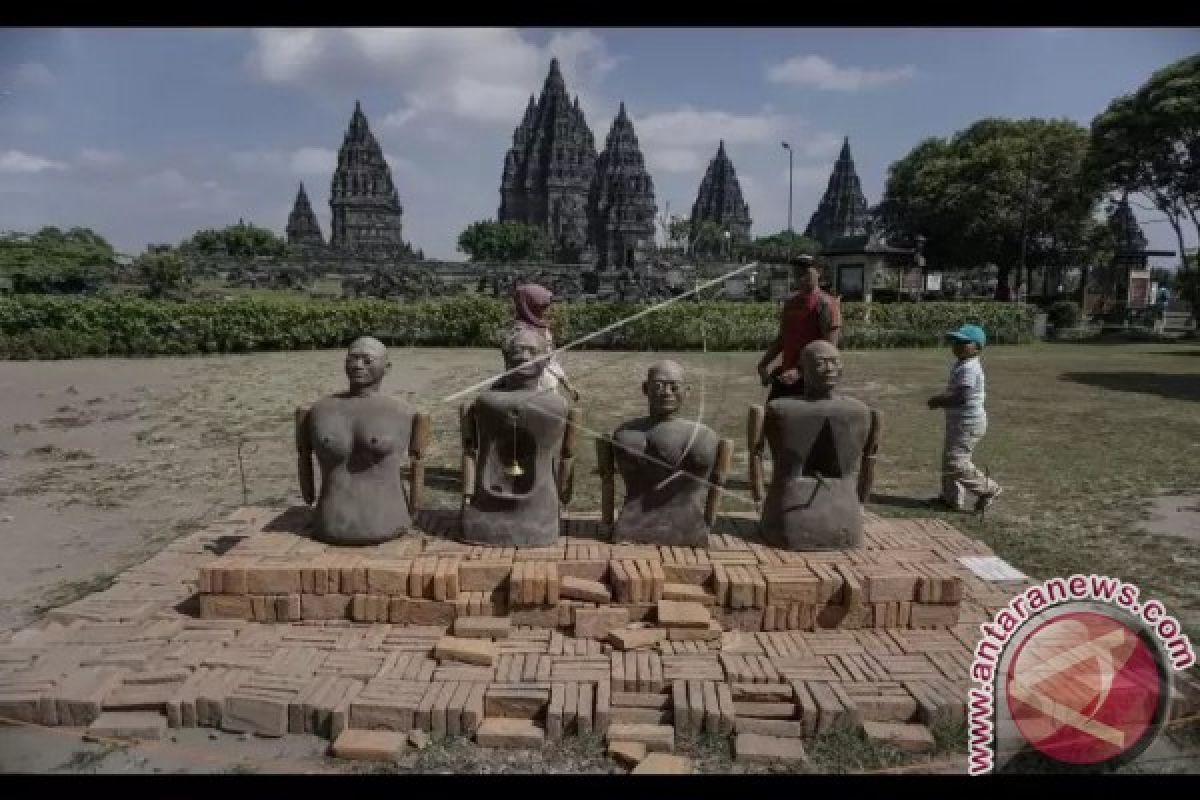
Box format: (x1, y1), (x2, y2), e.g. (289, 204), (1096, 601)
(196, 508), (993, 634)
(0, 507), (1037, 754)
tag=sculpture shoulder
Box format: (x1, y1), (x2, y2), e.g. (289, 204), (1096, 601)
(614, 416), (653, 438)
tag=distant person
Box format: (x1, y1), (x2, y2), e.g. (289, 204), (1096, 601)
(756, 256), (842, 401)
(926, 324), (1002, 512)
(510, 283), (579, 402)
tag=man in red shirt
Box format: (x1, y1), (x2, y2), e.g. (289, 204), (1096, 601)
(756, 256), (842, 401)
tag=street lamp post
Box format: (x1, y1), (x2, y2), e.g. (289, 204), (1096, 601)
(781, 141), (793, 235)
(724, 230), (732, 263)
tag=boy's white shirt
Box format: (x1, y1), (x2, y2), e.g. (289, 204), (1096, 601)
(946, 355), (986, 422)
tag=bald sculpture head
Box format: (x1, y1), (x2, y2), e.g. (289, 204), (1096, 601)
(801, 340), (842, 399)
(344, 336), (390, 394)
(643, 360), (690, 420)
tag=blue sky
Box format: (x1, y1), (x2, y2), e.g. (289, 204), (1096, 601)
(1, 28), (1197, 263)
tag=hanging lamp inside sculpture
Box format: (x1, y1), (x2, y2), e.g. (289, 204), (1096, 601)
(460, 328), (580, 547)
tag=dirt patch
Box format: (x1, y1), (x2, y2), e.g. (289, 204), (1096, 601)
(1139, 494), (1200, 545)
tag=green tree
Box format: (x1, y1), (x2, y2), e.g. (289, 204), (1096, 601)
(879, 118), (1099, 300)
(456, 220), (551, 263)
(181, 220), (287, 258)
(135, 249), (192, 299)
(748, 230), (821, 263)
(0, 226), (116, 293)
(1086, 54), (1199, 267)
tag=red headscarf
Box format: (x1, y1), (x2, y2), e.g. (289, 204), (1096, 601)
(514, 283), (554, 329)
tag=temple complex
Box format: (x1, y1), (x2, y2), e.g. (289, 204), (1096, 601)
(588, 102), (658, 269)
(328, 101), (412, 259)
(285, 182), (325, 252)
(498, 59), (598, 262)
(689, 140), (752, 249)
(804, 137), (872, 249)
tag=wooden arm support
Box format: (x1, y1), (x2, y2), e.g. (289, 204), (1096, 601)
(595, 436), (616, 526)
(295, 406), (314, 506)
(704, 437), (735, 526)
(557, 406), (582, 505)
(459, 403), (476, 506)
(747, 404), (766, 503)
(407, 412), (431, 513)
(857, 408), (882, 504)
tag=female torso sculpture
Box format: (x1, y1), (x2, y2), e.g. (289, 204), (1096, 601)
(297, 338), (428, 545)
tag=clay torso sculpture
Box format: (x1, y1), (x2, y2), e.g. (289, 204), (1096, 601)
(461, 328), (578, 547)
(601, 361), (732, 546)
(754, 341), (871, 550)
(296, 338), (428, 545)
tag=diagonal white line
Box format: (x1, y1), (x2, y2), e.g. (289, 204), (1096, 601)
(440, 261), (762, 404)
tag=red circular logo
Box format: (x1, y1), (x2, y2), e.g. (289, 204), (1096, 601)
(1005, 610), (1167, 766)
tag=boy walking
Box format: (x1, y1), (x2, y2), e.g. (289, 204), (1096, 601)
(927, 324), (1002, 512)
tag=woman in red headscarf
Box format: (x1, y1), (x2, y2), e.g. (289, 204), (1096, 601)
(511, 283), (579, 401)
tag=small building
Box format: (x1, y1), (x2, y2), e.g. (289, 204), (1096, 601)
(819, 228), (920, 302)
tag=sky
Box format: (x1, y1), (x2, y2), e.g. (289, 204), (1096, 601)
(1, 28), (1197, 264)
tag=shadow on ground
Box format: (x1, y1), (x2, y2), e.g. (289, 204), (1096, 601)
(869, 493), (936, 511)
(1059, 372), (1200, 403)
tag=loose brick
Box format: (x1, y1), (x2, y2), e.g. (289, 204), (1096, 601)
(459, 562), (512, 593)
(657, 600), (710, 629)
(574, 607), (629, 639)
(198, 595), (253, 620)
(608, 739), (647, 768)
(862, 720), (935, 753)
(909, 603), (960, 628)
(734, 702), (795, 720)
(605, 723), (674, 752)
(87, 711), (168, 741)
(734, 717), (807, 738)
(608, 627), (666, 651)
(302, 594), (353, 621)
(476, 718), (545, 749)
(485, 687), (549, 719)
(631, 753), (693, 774)
(331, 729), (407, 761)
(560, 576), (612, 603)
(734, 733), (810, 766)
(668, 621), (722, 641)
(453, 616), (511, 640)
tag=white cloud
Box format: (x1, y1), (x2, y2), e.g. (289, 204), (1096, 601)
(0, 149), (68, 174)
(767, 55), (915, 91)
(6, 61), (56, 90)
(77, 148), (126, 169)
(247, 28), (617, 131)
(647, 147), (704, 174)
(231, 146), (337, 176)
(635, 108), (787, 149)
(138, 168), (191, 194)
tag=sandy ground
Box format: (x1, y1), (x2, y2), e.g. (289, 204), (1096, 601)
(2, 345), (1198, 773)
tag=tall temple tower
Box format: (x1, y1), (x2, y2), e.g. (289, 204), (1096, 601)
(329, 101), (407, 257)
(499, 59), (597, 262)
(804, 137), (871, 249)
(285, 182), (325, 250)
(689, 140), (752, 246)
(588, 103), (658, 270)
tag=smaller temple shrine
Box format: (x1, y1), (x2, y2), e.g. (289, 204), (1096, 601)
(689, 140), (752, 254)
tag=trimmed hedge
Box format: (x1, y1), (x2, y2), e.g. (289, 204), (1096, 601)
(0, 294), (1035, 359)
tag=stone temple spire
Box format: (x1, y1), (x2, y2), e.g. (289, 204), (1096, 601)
(588, 101), (658, 269)
(329, 101), (408, 257)
(1109, 195), (1148, 254)
(286, 182), (325, 250)
(498, 58), (597, 262)
(804, 136), (871, 249)
(689, 140), (752, 248)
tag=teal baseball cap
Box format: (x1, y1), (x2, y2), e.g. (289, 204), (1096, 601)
(946, 323), (987, 348)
